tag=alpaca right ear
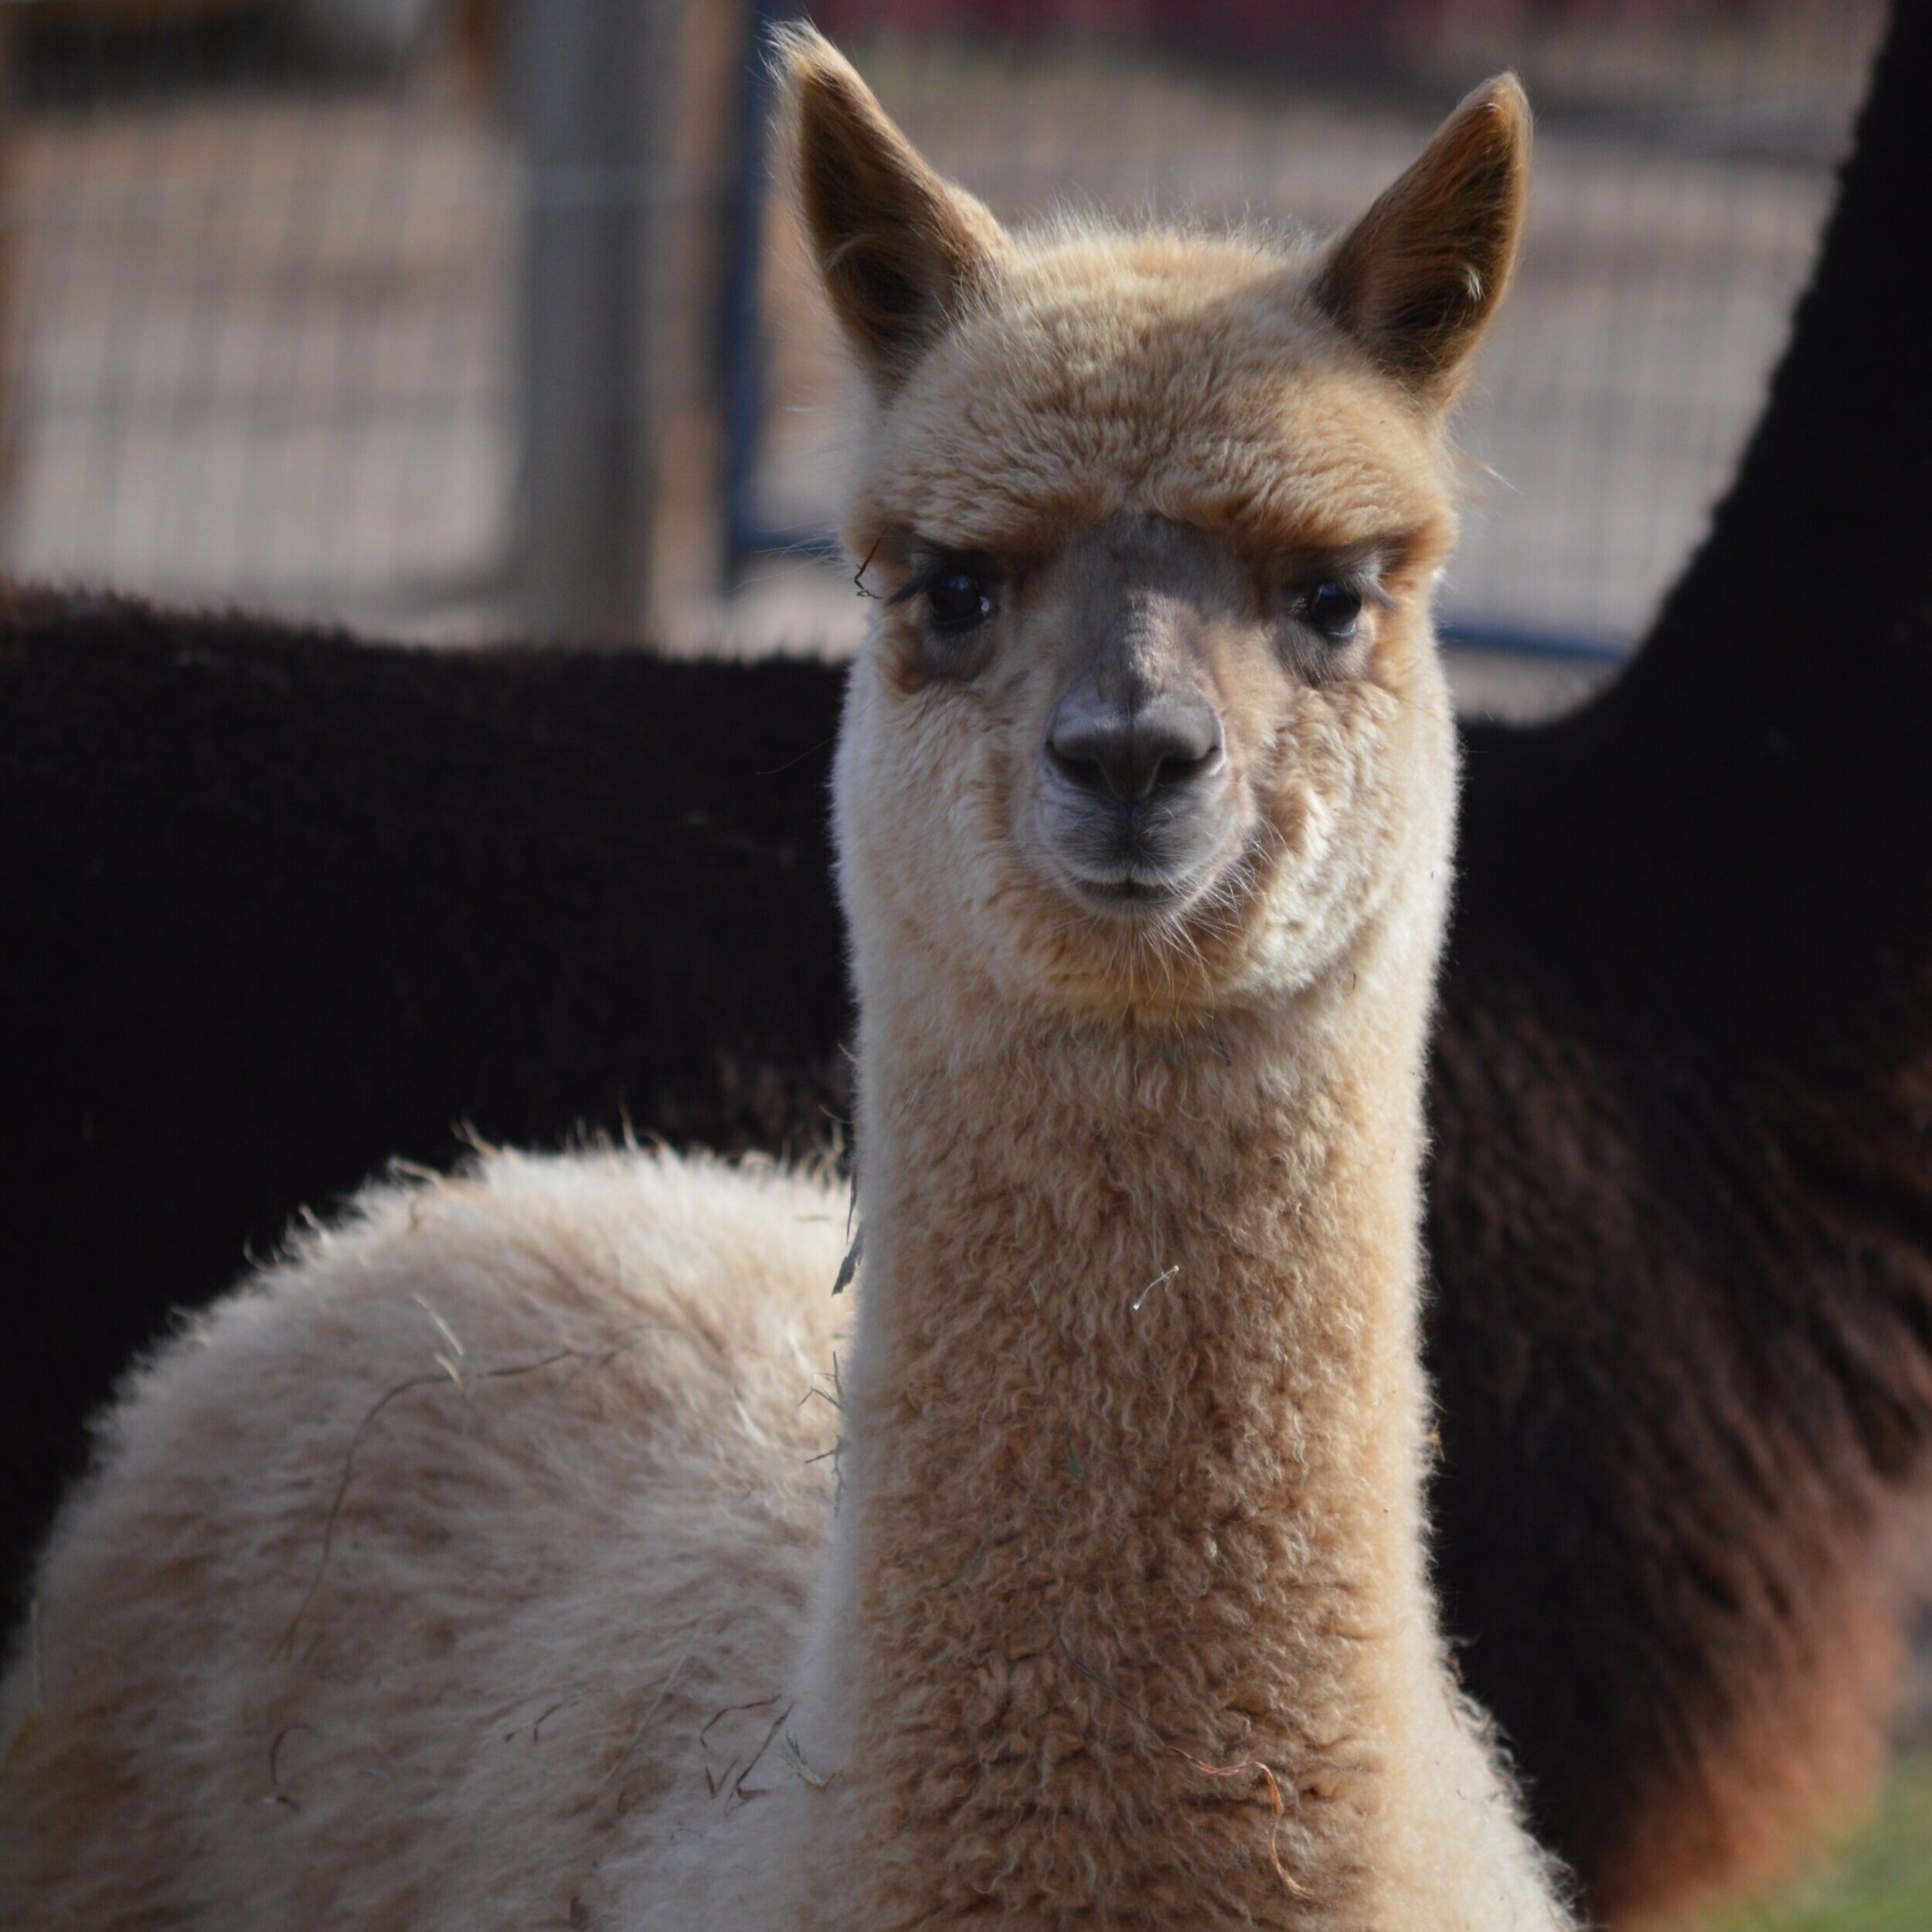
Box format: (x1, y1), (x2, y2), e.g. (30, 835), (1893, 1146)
(777, 26), (1006, 388)
(1314, 74), (1530, 401)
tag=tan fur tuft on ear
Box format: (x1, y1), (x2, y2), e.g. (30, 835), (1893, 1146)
(1315, 74), (1530, 401)
(776, 24), (1008, 387)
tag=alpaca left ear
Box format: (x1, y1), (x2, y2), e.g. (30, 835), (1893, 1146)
(778, 25), (1008, 390)
(1315, 75), (1530, 401)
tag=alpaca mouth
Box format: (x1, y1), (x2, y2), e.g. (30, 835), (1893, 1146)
(1046, 835), (1235, 922)
(1035, 785), (1241, 922)
(1041, 822), (1211, 917)
(1066, 871), (1192, 916)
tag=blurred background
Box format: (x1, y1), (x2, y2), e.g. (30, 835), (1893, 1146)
(2, 5), (1927, 1920)
(0, 0), (1888, 722)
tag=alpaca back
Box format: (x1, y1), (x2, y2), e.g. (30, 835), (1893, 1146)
(0, 1148), (848, 1929)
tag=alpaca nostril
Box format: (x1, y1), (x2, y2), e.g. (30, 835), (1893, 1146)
(1046, 734), (1122, 798)
(1046, 692), (1223, 804)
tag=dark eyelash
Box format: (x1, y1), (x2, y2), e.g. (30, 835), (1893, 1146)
(886, 555), (992, 610)
(1295, 570), (1389, 611)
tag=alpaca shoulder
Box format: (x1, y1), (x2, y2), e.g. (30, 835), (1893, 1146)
(0, 1148), (849, 1929)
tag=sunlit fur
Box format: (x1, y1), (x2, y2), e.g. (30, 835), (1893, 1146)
(0, 30), (1566, 1930)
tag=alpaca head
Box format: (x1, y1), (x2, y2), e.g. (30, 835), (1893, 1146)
(785, 30), (1529, 1021)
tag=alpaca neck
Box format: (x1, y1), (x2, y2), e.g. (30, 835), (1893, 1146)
(790, 915), (1463, 1927)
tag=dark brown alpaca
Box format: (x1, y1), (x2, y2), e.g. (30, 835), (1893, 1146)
(2, 4), (1929, 1922)
(1428, 2), (1932, 1913)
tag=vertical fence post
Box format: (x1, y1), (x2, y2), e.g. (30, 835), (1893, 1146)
(513, 0), (679, 643)
(0, 9), (19, 514)
(718, 0), (787, 587)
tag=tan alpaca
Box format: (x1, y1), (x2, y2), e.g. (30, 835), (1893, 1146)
(0, 33), (1566, 1930)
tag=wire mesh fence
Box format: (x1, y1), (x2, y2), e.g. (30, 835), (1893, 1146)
(0, 2), (524, 638)
(0, 0), (1886, 658)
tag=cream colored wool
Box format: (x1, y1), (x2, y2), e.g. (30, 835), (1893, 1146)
(1, 32), (1569, 1930)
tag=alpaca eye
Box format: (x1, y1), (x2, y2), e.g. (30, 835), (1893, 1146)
(1301, 580), (1362, 642)
(925, 571), (994, 634)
